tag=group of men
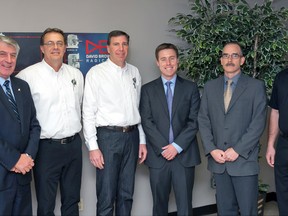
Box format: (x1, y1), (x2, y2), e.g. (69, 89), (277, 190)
(0, 27), (287, 216)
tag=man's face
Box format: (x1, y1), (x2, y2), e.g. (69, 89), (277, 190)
(0, 41), (17, 79)
(156, 48), (179, 80)
(220, 44), (245, 77)
(107, 35), (129, 68)
(40, 32), (66, 65)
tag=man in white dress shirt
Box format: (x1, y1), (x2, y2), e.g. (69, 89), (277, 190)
(17, 28), (84, 216)
(82, 30), (147, 216)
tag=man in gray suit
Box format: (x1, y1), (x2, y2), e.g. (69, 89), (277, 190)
(198, 42), (267, 216)
(140, 43), (201, 215)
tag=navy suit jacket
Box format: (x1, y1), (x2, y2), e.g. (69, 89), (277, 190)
(0, 76), (40, 190)
(198, 74), (267, 176)
(140, 76), (201, 168)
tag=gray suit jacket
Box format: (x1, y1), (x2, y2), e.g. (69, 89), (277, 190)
(198, 74), (267, 176)
(140, 76), (201, 168)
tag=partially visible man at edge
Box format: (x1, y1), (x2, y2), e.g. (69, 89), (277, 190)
(0, 35), (40, 215)
(82, 30), (147, 216)
(266, 67), (288, 216)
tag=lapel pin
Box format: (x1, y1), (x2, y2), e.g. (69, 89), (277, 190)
(18, 88), (21, 91)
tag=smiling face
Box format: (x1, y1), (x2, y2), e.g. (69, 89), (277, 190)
(107, 35), (129, 68)
(156, 48), (179, 80)
(40, 32), (66, 67)
(220, 43), (245, 78)
(0, 41), (17, 79)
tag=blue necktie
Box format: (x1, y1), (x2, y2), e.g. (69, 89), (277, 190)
(165, 81), (174, 144)
(3, 80), (20, 122)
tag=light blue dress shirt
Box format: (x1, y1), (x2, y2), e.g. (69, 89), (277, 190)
(161, 75), (183, 154)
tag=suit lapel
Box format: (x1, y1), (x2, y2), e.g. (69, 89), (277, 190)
(11, 78), (24, 125)
(172, 76), (183, 118)
(215, 76), (226, 112)
(154, 78), (169, 116)
(227, 74), (248, 112)
(0, 82), (18, 120)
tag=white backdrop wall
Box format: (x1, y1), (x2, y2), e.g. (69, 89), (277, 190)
(1, 0), (287, 215)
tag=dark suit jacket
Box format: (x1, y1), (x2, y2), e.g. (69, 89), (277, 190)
(140, 76), (201, 168)
(198, 74), (267, 176)
(0, 76), (40, 190)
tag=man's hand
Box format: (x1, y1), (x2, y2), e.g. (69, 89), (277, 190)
(162, 144), (178, 161)
(138, 144), (147, 164)
(90, 149), (105, 169)
(266, 146), (275, 168)
(14, 154), (34, 175)
(224, 148), (239, 162)
(210, 149), (226, 164)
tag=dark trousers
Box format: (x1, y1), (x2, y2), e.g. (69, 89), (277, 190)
(0, 177), (32, 216)
(34, 134), (82, 216)
(275, 135), (288, 216)
(96, 127), (139, 216)
(149, 160), (195, 216)
(214, 171), (258, 216)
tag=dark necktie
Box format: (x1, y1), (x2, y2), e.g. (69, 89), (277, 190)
(3, 80), (20, 122)
(224, 79), (233, 112)
(165, 81), (174, 143)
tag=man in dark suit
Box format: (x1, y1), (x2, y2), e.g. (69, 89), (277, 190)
(140, 43), (201, 215)
(0, 35), (40, 215)
(198, 42), (267, 216)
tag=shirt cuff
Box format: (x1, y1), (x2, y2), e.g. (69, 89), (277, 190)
(172, 142), (183, 154)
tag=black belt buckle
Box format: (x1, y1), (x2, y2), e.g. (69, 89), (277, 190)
(60, 138), (69, 144)
(53, 135), (75, 144)
(122, 126), (130, 133)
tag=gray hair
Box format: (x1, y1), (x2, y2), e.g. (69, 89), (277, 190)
(0, 35), (20, 57)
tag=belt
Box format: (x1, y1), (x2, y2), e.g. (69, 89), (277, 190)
(99, 125), (137, 133)
(43, 135), (76, 144)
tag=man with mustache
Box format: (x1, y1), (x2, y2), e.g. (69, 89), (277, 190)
(198, 42), (267, 216)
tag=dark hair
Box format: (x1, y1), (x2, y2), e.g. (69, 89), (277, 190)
(40, 28), (67, 45)
(107, 30), (130, 45)
(222, 41), (244, 56)
(155, 43), (179, 60)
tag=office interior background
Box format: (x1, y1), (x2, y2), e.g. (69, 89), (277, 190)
(1, 0), (287, 215)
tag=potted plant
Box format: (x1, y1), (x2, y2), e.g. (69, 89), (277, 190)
(169, 0), (287, 215)
(168, 0), (288, 97)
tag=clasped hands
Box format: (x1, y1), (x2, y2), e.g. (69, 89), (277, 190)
(162, 144), (178, 161)
(10, 153), (34, 175)
(211, 148), (239, 164)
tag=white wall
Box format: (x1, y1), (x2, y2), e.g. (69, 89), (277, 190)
(0, 0), (286, 215)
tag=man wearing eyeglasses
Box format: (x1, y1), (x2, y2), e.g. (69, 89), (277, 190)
(17, 28), (84, 216)
(198, 42), (267, 216)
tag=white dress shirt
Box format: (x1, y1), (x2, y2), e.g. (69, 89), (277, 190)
(16, 59), (84, 139)
(83, 58), (146, 151)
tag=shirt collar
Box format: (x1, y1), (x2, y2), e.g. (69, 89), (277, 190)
(224, 72), (241, 85)
(161, 74), (177, 86)
(42, 59), (64, 73)
(0, 76), (11, 86)
(107, 58), (128, 72)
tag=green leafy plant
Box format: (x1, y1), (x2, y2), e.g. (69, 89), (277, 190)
(169, 0), (288, 96)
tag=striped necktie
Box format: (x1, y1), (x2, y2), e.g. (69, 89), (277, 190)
(3, 80), (20, 122)
(165, 81), (174, 144)
(224, 79), (233, 112)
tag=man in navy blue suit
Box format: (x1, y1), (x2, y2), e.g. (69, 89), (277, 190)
(0, 35), (40, 216)
(140, 43), (201, 215)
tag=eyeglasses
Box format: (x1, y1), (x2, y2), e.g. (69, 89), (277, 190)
(43, 41), (65, 47)
(221, 53), (242, 59)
